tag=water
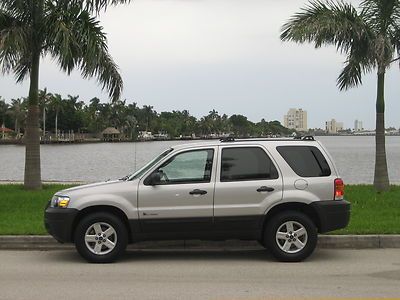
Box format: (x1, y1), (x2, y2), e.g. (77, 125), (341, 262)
(1, 136), (399, 184)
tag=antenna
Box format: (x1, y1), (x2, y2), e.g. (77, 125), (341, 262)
(133, 140), (137, 172)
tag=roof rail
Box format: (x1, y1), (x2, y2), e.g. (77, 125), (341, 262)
(220, 137), (235, 142)
(301, 135), (315, 141)
(293, 135), (315, 141)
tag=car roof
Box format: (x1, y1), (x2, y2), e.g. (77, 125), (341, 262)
(172, 137), (319, 150)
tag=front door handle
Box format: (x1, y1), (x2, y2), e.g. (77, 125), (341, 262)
(257, 186), (274, 192)
(189, 189), (207, 195)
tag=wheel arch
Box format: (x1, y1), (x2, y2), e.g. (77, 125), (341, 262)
(262, 202), (321, 236)
(71, 205), (133, 243)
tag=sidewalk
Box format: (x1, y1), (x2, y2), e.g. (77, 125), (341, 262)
(1, 235), (399, 250)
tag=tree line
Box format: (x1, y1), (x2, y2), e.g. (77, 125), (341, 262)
(0, 90), (293, 139)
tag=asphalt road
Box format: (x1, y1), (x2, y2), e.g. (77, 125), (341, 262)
(0, 249), (399, 299)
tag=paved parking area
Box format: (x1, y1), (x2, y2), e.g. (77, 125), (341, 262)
(0, 249), (399, 299)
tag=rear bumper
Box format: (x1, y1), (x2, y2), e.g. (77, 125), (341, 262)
(44, 207), (79, 243)
(310, 200), (351, 233)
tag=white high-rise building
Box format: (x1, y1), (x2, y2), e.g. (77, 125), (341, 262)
(284, 108), (308, 132)
(354, 120), (363, 131)
(326, 119), (344, 133)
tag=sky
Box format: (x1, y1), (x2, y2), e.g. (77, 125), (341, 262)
(1, 0), (400, 130)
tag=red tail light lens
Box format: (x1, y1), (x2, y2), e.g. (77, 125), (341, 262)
(334, 178), (344, 200)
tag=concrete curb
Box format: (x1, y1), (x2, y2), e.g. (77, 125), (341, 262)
(1, 235), (400, 251)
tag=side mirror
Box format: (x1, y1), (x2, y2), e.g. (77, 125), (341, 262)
(145, 171), (162, 186)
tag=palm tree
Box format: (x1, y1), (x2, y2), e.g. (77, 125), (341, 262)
(280, 0), (400, 192)
(50, 94), (64, 139)
(0, 0), (130, 189)
(7, 98), (26, 137)
(143, 105), (154, 132)
(87, 97), (101, 133)
(39, 88), (52, 138)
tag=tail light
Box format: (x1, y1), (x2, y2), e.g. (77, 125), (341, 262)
(334, 178), (344, 200)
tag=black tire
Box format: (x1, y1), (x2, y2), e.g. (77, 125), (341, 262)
(74, 212), (128, 263)
(263, 211), (317, 262)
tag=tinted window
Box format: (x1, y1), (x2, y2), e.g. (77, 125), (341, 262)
(155, 149), (214, 184)
(277, 146), (331, 177)
(220, 147), (279, 182)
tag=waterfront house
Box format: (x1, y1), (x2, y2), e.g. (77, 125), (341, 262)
(102, 127), (121, 142)
(0, 127), (14, 139)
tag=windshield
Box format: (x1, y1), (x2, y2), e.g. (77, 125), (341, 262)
(126, 148), (174, 181)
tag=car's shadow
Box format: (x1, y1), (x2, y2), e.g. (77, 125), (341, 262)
(45, 247), (342, 264)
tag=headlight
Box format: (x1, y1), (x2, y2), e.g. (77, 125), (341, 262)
(51, 196), (70, 208)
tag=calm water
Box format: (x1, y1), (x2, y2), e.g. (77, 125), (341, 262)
(1, 136), (400, 184)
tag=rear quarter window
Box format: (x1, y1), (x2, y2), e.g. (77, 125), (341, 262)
(276, 146), (331, 177)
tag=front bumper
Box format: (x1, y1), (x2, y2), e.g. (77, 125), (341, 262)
(44, 206), (79, 243)
(310, 200), (351, 233)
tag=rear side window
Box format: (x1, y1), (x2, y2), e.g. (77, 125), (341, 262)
(277, 146), (331, 177)
(220, 147), (279, 182)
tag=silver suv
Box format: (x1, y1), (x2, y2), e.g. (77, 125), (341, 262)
(45, 137), (350, 263)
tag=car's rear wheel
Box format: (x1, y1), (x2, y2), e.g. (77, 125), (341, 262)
(264, 211), (317, 262)
(74, 212), (128, 263)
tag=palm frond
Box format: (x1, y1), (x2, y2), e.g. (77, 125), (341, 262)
(61, 0), (131, 14)
(281, 0), (371, 54)
(0, 0), (32, 25)
(44, 3), (122, 101)
(0, 10), (31, 79)
(362, 0), (399, 32)
(337, 55), (367, 90)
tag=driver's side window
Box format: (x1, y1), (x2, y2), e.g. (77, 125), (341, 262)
(150, 149), (214, 185)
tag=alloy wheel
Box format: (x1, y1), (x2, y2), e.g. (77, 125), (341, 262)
(84, 222), (118, 255)
(275, 221), (308, 254)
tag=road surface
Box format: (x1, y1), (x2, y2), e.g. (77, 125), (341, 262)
(0, 248), (399, 299)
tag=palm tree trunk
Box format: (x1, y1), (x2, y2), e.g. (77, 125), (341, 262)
(373, 70), (389, 192)
(43, 107), (46, 138)
(24, 51), (42, 190)
(55, 112), (58, 140)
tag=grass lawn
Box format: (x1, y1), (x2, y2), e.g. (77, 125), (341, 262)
(333, 185), (400, 235)
(0, 184), (73, 235)
(0, 184), (399, 235)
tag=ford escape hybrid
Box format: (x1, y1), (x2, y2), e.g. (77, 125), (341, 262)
(45, 136), (350, 263)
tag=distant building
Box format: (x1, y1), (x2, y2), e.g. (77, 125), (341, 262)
(354, 120), (363, 132)
(284, 108), (308, 131)
(326, 119), (344, 134)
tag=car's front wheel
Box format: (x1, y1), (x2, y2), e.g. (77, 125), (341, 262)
(264, 211), (317, 262)
(74, 212), (128, 263)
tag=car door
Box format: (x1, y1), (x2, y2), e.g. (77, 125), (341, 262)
(213, 145), (283, 236)
(138, 147), (217, 237)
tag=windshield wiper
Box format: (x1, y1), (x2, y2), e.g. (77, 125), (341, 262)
(119, 174), (130, 181)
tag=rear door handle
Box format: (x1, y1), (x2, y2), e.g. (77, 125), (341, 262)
(189, 189), (207, 195)
(257, 186), (274, 192)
